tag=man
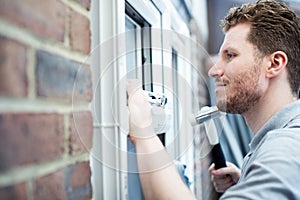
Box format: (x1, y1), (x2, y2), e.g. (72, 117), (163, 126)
(127, 0), (300, 199)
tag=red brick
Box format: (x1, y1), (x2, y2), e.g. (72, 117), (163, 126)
(73, 0), (91, 11)
(69, 161), (91, 188)
(35, 50), (93, 102)
(0, 182), (27, 200)
(0, 0), (66, 42)
(0, 36), (28, 97)
(69, 9), (91, 54)
(34, 168), (67, 200)
(34, 162), (92, 200)
(0, 113), (65, 171)
(66, 161), (92, 199)
(69, 111), (93, 154)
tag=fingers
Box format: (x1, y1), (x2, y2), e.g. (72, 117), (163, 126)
(209, 162), (241, 193)
(126, 79), (155, 140)
(126, 79), (150, 112)
(211, 174), (231, 184)
(209, 162), (234, 175)
(126, 79), (142, 97)
(211, 174), (234, 193)
(212, 166), (233, 176)
(210, 162), (240, 178)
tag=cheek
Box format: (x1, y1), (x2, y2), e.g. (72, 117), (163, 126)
(224, 61), (246, 76)
(231, 68), (261, 92)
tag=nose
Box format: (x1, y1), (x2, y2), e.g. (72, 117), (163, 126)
(208, 59), (224, 78)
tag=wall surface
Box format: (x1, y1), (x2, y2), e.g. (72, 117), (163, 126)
(0, 0), (93, 199)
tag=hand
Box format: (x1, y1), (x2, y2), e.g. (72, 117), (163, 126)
(126, 79), (155, 143)
(209, 162), (241, 193)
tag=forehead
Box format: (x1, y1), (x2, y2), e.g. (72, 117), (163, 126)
(220, 23), (253, 52)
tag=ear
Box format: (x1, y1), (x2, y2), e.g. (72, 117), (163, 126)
(265, 51), (288, 78)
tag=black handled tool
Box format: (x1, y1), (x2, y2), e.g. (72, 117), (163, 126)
(211, 143), (226, 169)
(191, 106), (227, 169)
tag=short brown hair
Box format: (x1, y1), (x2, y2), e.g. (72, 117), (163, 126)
(222, 0), (300, 96)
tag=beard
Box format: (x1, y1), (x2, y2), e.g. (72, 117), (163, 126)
(216, 64), (263, 114)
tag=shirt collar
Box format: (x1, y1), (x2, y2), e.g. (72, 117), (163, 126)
(249, 100), (300, 152)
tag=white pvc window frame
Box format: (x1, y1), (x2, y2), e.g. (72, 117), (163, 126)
(90, 0), (165, 199)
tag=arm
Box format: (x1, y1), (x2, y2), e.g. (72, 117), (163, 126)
(127, 80), (196, 200)
(134, 136), (196, 200)
(209, 162), (241, 193)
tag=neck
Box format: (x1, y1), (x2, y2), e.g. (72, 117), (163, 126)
(243, 89), (297, 135)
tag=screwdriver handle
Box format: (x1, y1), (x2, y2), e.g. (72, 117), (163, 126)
(212, 143), (227, 169)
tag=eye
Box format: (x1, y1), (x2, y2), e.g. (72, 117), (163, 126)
(225, 52), (237, 61)
(226, 52), (236, 60)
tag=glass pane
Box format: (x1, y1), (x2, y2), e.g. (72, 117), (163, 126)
(125, 16), (139, 79)
(125, 14), (144, 200)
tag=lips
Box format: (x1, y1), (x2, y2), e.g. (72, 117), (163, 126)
(215, 83), (226, 96)
(215, 82), (227, 87)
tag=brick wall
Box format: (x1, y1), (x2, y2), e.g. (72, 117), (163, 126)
(0, 0), (93, 199)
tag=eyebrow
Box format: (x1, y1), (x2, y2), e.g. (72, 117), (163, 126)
(219, 47), (238, 55)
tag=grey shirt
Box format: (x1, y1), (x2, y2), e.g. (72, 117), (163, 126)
(221, 100), (300, 200)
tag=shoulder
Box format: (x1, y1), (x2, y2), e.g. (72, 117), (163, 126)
(252, 128), (300, 168)
(220, 124), (300, 199)
(243, 128), (300, 186)
(257, 111), (300, 153)
(260, 127), (300, 155)
(220, 129), (300, 199)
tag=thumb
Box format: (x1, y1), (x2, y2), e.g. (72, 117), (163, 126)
(126, 79), (142, 97)
(212, 162), (239, 176)
(209, 163), (215, 172)
(213, 167), (232, 176)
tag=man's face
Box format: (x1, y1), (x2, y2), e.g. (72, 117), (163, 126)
(208, 23), (265, 114)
